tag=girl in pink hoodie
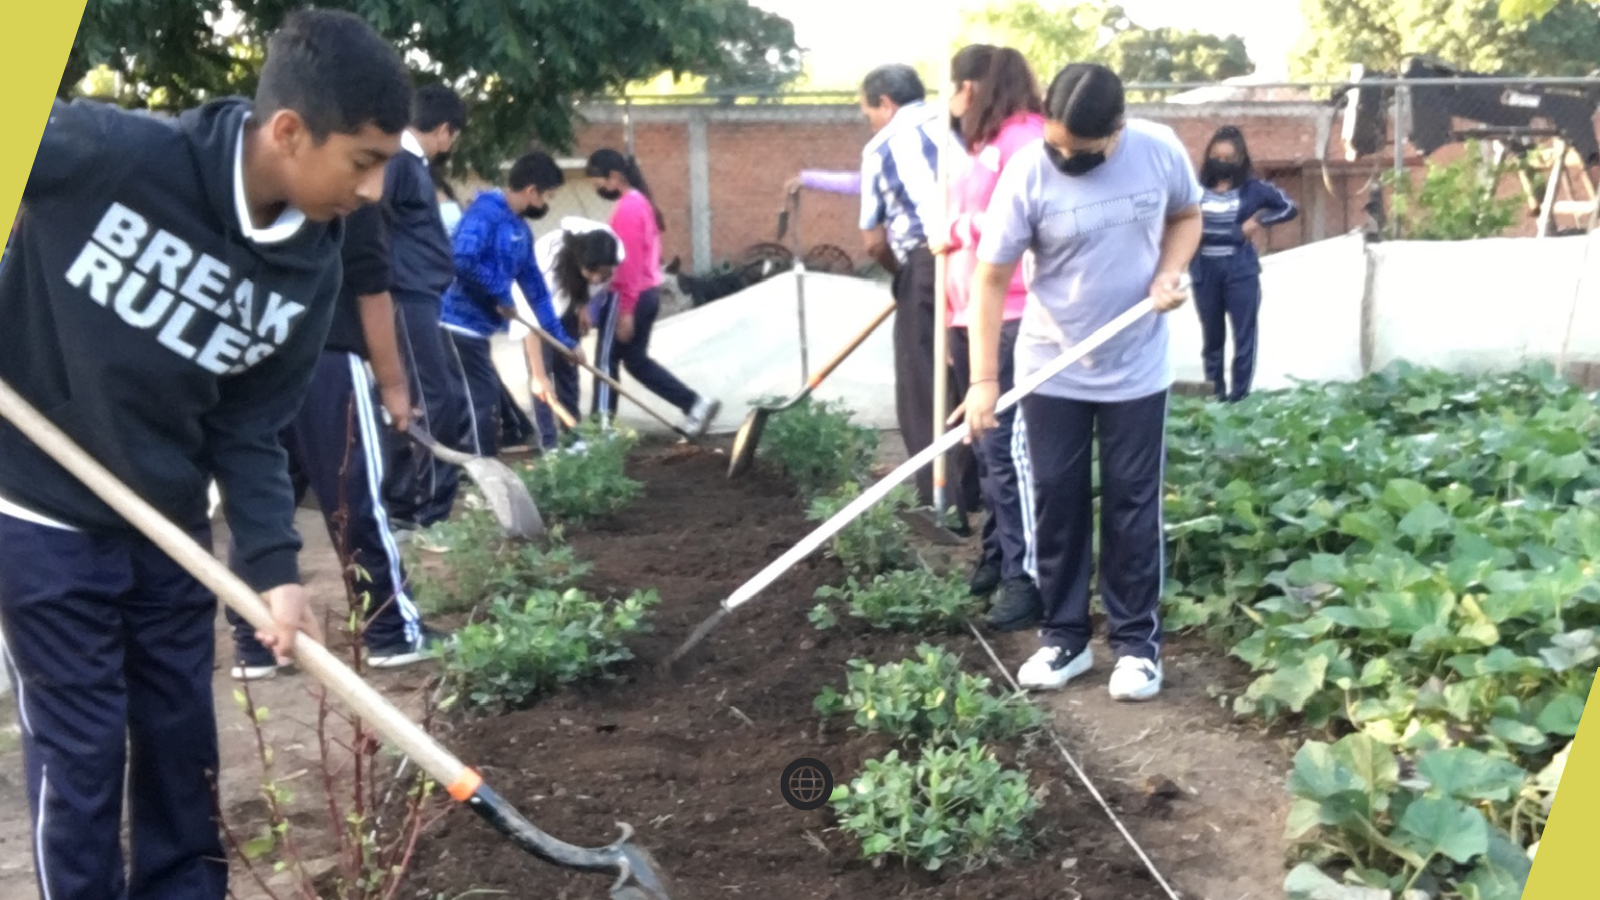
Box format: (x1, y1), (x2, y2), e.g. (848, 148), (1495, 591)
(584, 149), (721, 437)
(935, 45), (1047, 630)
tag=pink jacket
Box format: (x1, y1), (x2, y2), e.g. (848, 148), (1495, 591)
(944, 112), (1044, 327)
(609, 189), (661, 316)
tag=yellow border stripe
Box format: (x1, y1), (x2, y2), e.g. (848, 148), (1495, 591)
(0, 3), (90, 241)
(1523, 671), (1595, 897)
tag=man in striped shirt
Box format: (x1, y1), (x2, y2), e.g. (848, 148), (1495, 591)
(857, 64), (960, 514)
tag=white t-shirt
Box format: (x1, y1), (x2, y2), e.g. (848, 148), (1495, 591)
(508, 217), (623, 340)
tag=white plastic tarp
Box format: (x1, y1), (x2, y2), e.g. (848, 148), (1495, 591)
(1367, 232), (1600, 374)
(492, 272), (900, 435)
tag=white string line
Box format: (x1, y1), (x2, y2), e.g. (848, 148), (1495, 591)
(965, 620), (1185, 900)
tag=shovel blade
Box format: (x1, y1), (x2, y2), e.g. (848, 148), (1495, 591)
(898, 509), (964, 546)
(727, 409), (771, 480)
(462, 457), (545, 540)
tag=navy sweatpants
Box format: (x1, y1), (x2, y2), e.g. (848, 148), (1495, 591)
(1190, 253), (1261, 402)
(593, 287), (698, 419)
(0, 514), (228, 900)
(1022, 389), (1168, 662)
(949, 321), (1032, 581)
(448, 331), (507, 458)
(534, 308), (584, 448)
(385, 296), (470, 527)
(228, 351), (423, 660)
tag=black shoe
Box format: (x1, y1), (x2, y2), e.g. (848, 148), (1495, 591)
(969, 559), (1002, 596)
(986, 578), (1043, 632)
(368, 625), (454, 669)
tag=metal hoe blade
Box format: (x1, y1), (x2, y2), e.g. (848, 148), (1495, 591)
(408, 424), (545, 540)
(726, 407), (771, 479)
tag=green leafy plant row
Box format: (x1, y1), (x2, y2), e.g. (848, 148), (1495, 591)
(807, 482), (919, 577)
(1160, 364), (1597, 896)
(518, 423), (643, 524)
(811, 567), (979, 633)
(828, 740), (1040, 873)
(815, 644), (1043, 748)
(755, 395), (879, 497)
(443, 588), (659, 714)
(404, 508), (591, 615)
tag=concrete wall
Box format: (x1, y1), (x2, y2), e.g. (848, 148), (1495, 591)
(488, 231), (1600, 437)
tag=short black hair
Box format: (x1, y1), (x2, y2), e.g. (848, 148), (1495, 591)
(414, 83), (466, 134)
(509, 152), (565, 192)
(1044, 63), (1125, 140)
(254, 9), (413, 142)
(862, 64), (925, 108)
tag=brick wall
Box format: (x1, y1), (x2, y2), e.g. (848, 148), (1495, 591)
(553, 101), (1583, 275)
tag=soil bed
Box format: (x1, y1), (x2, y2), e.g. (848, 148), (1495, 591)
(408, 442), (1166, 900)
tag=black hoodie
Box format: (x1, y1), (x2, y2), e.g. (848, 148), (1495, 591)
(0, 97), (343, 591)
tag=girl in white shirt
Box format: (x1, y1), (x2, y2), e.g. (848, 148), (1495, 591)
(517, 217), (623, 446)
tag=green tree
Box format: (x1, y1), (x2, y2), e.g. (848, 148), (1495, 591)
(1293, 0), (1600, 81)
(64, 0), (801, 175)
(959, 2), (1253, 89)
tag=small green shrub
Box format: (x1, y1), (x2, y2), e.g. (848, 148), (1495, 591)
(443, 588), (658, 713)
(814, 644), (1043, 747)
(813, 568), (977, 632)
(1382, 139), (1520, 241)
(806, 482), (917, 576)
(829, 740), (1040, 872)
(518, 423), (642, 523)
(404, 512), (591, 615)
(757, 396), (878, 496)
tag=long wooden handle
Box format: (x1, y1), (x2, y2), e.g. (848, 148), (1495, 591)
(518, 313), (690, 439)
(804, 301), (896, 390)
(0, 378), (476, 799)
(722, 297), (1158, 614)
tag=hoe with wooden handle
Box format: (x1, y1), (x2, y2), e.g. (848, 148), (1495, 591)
(0, 377), (673, 900)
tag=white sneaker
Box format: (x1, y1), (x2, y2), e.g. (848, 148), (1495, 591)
(561, 439), (590, 456)
(1108, 656), (1163, 702)
(682, 397), (721, 438)
(1017, 645), (1093, 691)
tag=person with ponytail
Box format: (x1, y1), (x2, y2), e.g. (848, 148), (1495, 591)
(1191, 125), (1296, 403)
(959, 63), (1202, 702)
(933, 44), (1047, 629)
(585, 148), (721, 437)
(523, 217), (625, 448)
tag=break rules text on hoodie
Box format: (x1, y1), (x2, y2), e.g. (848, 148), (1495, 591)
(0, 97), (342, 591)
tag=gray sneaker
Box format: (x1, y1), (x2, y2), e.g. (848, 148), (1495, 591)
(683, 396), (721, 438)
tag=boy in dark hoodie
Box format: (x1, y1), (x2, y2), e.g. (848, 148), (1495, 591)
(380, 83), (473, 530)
(0, 10), (412, 900)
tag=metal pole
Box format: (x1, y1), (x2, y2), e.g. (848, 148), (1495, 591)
(1392, 84), (1406, 240)
(931, 101), (952, 528)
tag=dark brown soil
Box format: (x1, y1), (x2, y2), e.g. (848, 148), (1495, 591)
(407, 443), (1167, 900)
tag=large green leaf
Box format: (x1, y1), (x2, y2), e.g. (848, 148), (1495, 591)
(1415, 747), (1529, 802)
(1397, 796), (1490, 863)
(1284, 863), (1391, 900)
(1535, 691), (1588, 737)
(1288, 741), (1364, 801)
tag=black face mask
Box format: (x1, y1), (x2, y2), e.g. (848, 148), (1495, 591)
(1045, 143), (1107, 177)
(1201, 158), (1242, 188)
(597, 187), (623, 202)
(521, 204), (549, 221)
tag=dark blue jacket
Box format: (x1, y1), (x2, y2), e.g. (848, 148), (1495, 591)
(1195, 178), (1297, 274)
(440, 191), (574, 346)
(382, 145), (455, 302)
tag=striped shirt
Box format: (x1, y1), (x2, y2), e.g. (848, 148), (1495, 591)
(859, 101), (946, 265)
(1198, 179), (1297, 258)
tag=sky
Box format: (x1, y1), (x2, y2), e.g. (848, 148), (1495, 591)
(751, 0), (1308, 89)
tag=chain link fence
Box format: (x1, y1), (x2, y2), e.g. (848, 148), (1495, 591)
(515, 70), (1600, 307)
